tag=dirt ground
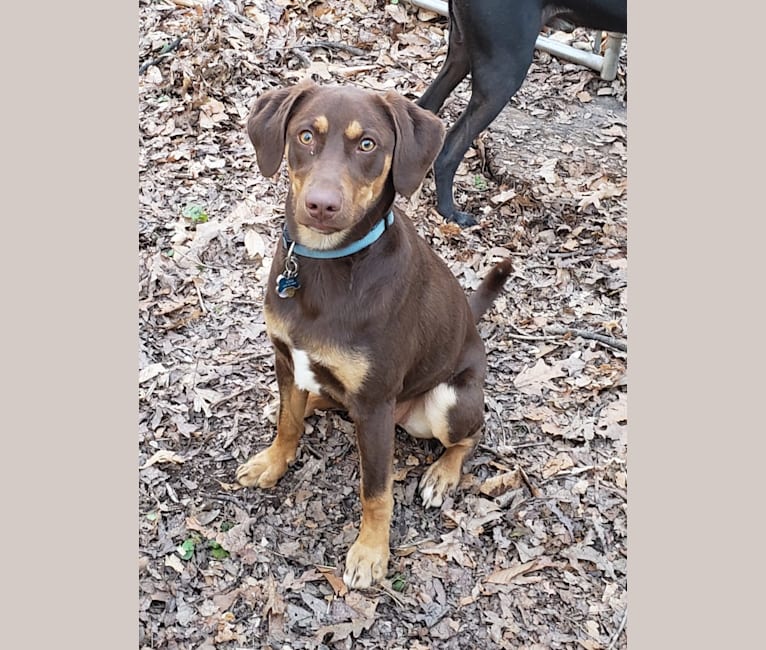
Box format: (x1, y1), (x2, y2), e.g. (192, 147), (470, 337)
(138, 1), (627, 648)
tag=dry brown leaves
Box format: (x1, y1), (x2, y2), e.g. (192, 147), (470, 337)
(139, 1), (627, 648)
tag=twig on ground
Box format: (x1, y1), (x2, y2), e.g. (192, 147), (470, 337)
(545, 499), (575, 542)
(546, 246), (603, 259)
(139, 36), (183, 74)
(506, 331), (560, 343)
(374, 581), (409, 608)
(200, 491), (247, 509)
(508, 322), (559, 342)
(291, 48), (312, 67)
(544, 326), (627, 352)
(212, 384), (257, 408)
(290, 41), (368, 57)
(230, 350), (273, 364)
(267, 40), (368, 58)
(606, 609), (627, 650)
(172, 0), (202, 8)
(518, 465), (541, 497)
(599, 484), (628, 501)
(193, 279), (207, 314)
(169, 247), (227, 271)
(477, 441), (548, 459)
(392, 537), (437, 552)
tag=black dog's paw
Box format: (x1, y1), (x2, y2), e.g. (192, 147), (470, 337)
(447, 210), (478, 228)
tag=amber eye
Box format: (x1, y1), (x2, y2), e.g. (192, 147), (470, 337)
(358, 137), (375, 152)
(298, 130), (313, 145)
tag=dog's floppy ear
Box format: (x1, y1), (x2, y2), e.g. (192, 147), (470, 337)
(247, 78), (318, 177)
(382, 91), (445, 197)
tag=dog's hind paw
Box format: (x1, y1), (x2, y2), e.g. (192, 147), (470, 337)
(419, 461), (460, 508)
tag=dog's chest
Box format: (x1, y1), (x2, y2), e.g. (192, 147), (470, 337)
(290, 347), (324, 394)
(265, 305), (370, 398)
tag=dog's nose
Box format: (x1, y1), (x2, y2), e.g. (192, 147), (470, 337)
(305, 188), (342, 222)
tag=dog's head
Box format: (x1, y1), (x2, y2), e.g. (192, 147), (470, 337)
(247, 79), (445, 249)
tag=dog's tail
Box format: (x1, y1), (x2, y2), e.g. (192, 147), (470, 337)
(468, 259), (513, 323)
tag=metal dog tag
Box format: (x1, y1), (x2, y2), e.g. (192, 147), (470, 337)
(276, 273), (300, 298)
(276, 242), (300, 299)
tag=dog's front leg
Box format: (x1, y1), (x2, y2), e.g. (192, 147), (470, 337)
(343, 400), (395, 589)
(236, 344), (308, 488)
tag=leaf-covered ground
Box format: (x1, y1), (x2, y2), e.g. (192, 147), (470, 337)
(138, 1), (628, 648)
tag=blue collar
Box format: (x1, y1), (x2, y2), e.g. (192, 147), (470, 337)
(282, 210), (394, 259)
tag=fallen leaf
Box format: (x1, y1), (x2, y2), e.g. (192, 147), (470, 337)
(541, 420), (567, 437)
(490, 188), (516, 205)
(420, 531), (476, 568)
(140, 449), (185, 469)
(164, 553), (185, 574)
(437, 222), (462, 238)
(315, 619), (374, 644)
(315, 592), (377, 642)
(597, 392), (628, 442)
(598, 392), (627, 426)
(585, 619), (602, 639)
(384, 3), (410, 23)
(189, 220), (223, 250)
(601, 125), (626, 139)
(513, 358), (566, 396)
(541, 452), (575, 478)
(262, 575), (285, 617)
(244, 229), (267, 259)
(318, 567), (348, 597)
(480, 470), (523, 497)
(199, 98), (227, 129)
(537, 158), (559, 184)
(212, 589), (242, 613)
(562, 543), (616, 579)
(484, 557), (553, 585)
(139, 363), (167, 383)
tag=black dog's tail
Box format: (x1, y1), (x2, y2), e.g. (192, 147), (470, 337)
(468, 259), (513, 323)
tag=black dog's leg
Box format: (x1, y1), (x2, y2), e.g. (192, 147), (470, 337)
(417, 3), (469, 114)
(432, 57), (533, 225)
(429, 2), (541, 226)
(417, 47), (469, 115)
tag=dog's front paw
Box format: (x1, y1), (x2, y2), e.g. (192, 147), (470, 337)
(343, 539), (390, 589)
(447, 209), (477, 228)
(419, 460), (461, 508)
(235, 445), (294, 488)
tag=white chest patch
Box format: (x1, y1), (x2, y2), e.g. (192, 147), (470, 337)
(291, 348), (323, 394)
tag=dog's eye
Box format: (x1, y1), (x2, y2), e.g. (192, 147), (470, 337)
(298, 130), (313, 145)
(358, 137), (376, 152)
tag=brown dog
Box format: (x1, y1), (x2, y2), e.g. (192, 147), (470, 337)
(237, 79), (512, 589)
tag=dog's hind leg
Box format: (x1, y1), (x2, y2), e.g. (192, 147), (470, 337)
(398, 368), (486, 508)
(417, 6), (470, 114)
(419, 429), (481, 508)
(303, 392), (342, 417)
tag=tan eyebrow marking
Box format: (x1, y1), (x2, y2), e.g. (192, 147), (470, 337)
(344, 120), (363, 140)
(313, 115), (329, 134)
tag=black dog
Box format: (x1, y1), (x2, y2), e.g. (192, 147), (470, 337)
(417, 0), (627, 226)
